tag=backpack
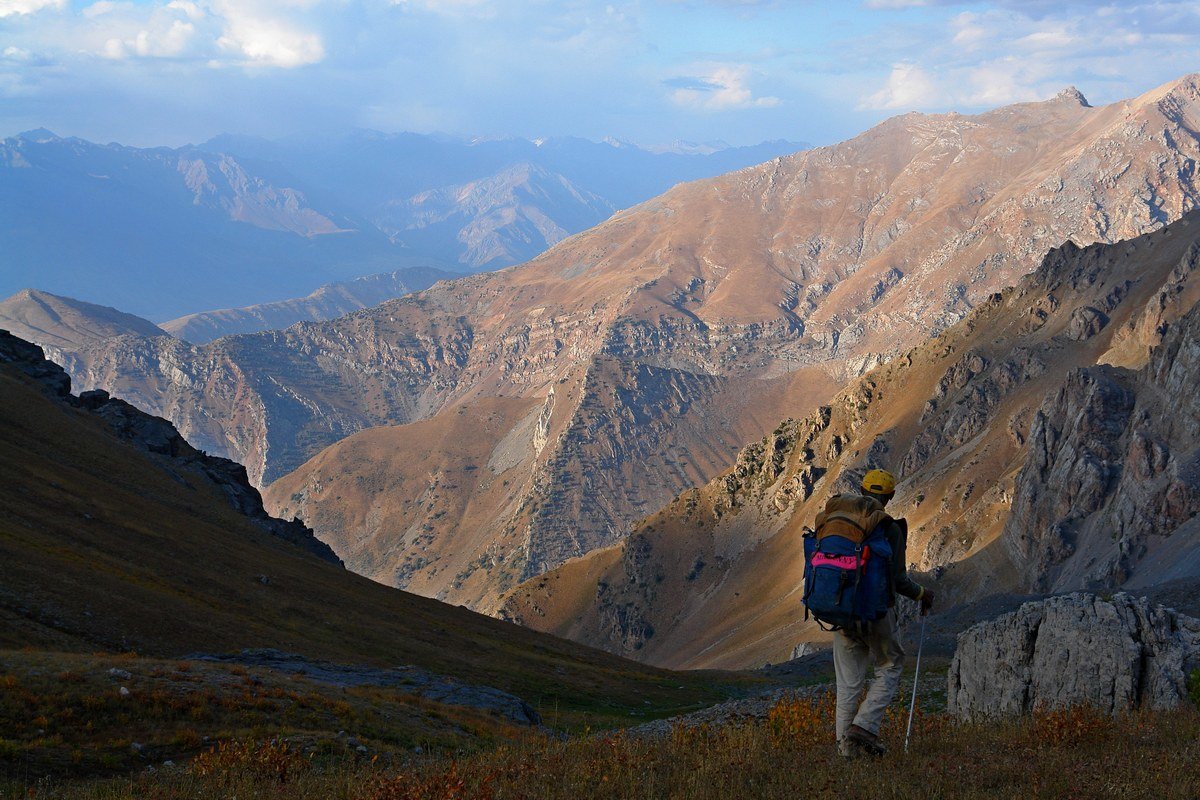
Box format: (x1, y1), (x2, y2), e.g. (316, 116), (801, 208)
(802, 494), (894, 633)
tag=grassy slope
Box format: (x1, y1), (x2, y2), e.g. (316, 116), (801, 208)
(15, 695), (1200, 799)
(0, 364), (745, 730)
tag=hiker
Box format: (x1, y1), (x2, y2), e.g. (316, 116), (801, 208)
(801, 469), (934, 758)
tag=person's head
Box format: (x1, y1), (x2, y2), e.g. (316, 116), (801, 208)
(860, 469), (896, 507)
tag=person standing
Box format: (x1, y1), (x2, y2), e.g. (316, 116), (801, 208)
(810, 469), (934, 758)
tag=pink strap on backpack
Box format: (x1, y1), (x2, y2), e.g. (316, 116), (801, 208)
(811, 553), (858, 570)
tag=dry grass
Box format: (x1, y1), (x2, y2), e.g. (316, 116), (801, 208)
(8, 695), (1198, 800)
(0, 650), (529, 783)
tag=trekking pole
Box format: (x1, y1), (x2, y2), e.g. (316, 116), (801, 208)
(904, 614), (927, 754)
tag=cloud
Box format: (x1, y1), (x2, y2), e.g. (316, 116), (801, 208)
(0, 0), (63, 17)
(668, 64), (780, 110)
(859, 62), (939, 109)
(213, 1), (325, 68)
(856, 2), (1200, 113)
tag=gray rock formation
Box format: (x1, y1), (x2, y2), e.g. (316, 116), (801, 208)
(947, 592), (1200, 718)
(0, 329), (341, 566)
(1005, 289), (1200, 592)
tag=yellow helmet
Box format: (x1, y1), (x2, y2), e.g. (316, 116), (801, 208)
(861, 469), (896, 496)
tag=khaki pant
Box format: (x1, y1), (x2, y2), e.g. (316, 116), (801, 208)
(832, 609), (905, 743)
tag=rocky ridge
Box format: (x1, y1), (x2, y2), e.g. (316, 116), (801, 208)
(947, 593), (1200, 718)
(28, 76), (1200, 612)
(0, 329), (340, 565)
(500, 212), (1200, 669)
(159, 267), (457, 344)
(1004, 264), (1200, 592)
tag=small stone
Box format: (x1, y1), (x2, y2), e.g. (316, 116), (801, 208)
(162, 760), (175, 767)
(130, 742), (144, 753)
(119, 686), (131, 697)
(413, 746), (423, 755)
(108, 668), (132, 680)
(355, 745), (368, 755)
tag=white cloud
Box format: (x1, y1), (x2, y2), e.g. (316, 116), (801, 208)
(82, 1), (125, 18)
(864, 0), (933, 7)
(214, 11), (324, 67)
(668, 64), (780, 110)
(390, 0), (496, 17)
(166, 0), (205, 21)
(859, 62), (939, 109)
(857, 2), (1200, 114)
(0, 0), (64, 18)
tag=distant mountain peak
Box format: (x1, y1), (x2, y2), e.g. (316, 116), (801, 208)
(1054, 86), (1091, 107)
(16, 128), (59, 142)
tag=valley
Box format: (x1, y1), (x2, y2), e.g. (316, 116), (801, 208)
(10, 75), (1200, 617)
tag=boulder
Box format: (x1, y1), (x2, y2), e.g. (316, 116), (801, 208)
(947, 592), (1200, 718)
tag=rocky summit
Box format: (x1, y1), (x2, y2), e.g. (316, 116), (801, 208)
(947, 593), (1200, 718)
(12, 76), (1200, 616)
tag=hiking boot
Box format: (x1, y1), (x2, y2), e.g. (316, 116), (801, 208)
(847, 724), (886, 756)
(836, 737), (862, 759)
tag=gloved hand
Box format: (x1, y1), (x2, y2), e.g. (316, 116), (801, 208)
(919, 589), (935, 616)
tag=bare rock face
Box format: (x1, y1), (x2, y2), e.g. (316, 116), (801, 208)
(947, 592), (1200, 718)
(1005, 295), (1200, 592)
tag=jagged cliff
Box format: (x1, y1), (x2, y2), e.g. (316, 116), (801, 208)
(500, 213), (1200, 669)
(0, 329), (340, 566)
(22, 76), (1200, 610)
(160, 267), (456, 344)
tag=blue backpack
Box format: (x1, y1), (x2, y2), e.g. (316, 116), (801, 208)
(802, 494), (894, 633)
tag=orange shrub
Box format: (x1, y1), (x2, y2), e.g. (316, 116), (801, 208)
(189, 738), (310, 784)
(1031, 703), (1115, 746)
(767, 692), (834, 746)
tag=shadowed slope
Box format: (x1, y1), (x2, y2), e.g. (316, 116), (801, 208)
(0, 338), (731, 724)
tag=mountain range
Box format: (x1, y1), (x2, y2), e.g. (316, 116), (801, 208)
(500, 210), (1200, 668)
(1, 128), (802, 320)
(5, 74), (1200, 637)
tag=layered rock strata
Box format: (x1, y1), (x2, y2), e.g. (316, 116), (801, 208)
(500, 213), (1200, 669)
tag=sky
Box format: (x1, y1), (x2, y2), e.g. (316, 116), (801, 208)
(1, 0), (1198, 149)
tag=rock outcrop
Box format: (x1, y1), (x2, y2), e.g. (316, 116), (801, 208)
(1004, 268), (1200, 592)
(0, 329), (341, 566)
(947, 593), (1200, 718)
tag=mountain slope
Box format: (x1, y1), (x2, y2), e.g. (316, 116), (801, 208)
(0, 289), (166, 349)
(379, 163), (617, 269)
(500, 212), (1200, 669)
(0, 331), (730, 725)
(48, 75), (1200, 612)
(159, 267), (458, 343)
